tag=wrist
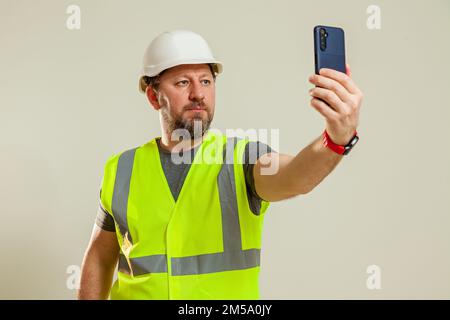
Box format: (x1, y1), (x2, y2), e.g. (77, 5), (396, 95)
(322, 129), (359, 155)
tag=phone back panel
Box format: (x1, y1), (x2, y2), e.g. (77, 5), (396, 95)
(314, 25), (346, 74)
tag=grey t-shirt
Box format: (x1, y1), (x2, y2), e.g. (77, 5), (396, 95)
(96, 138), (274, 232)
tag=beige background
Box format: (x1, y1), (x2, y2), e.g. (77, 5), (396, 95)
(1, 0), (449, 299)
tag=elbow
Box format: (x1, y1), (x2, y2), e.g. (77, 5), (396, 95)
(270, 186), (311, 202)
(288, 180), (315, 196)
(292, 187), (312, 197)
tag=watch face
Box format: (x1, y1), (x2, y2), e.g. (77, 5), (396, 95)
(348, 136), (359, 147)
(343, 135), (359, 155)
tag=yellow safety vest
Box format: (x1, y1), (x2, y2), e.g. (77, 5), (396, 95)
(100, 131), (270, 299)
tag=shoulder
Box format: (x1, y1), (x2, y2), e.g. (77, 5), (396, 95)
(242, 140), (276, 164)
(103, 139), (156, 169)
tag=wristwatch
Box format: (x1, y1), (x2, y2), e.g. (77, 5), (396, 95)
(322, 129), (359, 155)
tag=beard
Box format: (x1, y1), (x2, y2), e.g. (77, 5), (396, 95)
(161, 102), (214, 140)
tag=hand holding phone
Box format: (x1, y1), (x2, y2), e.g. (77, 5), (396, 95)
(309, 25), (362, 148)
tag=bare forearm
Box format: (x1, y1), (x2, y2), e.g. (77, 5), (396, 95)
(285, 134), (343, 194)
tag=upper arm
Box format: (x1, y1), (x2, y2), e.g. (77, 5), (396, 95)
(85, 224), (120, 267)
(78, 225), (119, 299)
(253, 152), (303, 202)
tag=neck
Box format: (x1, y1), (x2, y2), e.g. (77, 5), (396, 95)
(159, 131), (206, 153)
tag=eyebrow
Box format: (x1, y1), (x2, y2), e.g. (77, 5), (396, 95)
(175, 73), (212, 78)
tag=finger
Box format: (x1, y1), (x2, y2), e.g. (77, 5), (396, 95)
(309, 73), (353, 103)
(310, 97), (339, 121)
(318, 68), (360, 95)
(309, 87), (348, 114)
(345, 63), (352, 77)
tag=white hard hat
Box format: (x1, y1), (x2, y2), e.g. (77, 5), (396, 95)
(139, 30), (223, 93)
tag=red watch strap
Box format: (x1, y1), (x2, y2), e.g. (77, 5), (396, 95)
(322, 129), (357, 155)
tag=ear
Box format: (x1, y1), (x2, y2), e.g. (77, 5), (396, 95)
(146, 86), (161, 110)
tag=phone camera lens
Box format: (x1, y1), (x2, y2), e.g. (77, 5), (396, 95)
(319, 28), (327, 50)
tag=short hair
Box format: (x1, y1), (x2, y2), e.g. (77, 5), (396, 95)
(142, 63), (217, 93)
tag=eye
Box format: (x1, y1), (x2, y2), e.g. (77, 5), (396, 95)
(201, 79), (211, 85)
(176, 80), (189, 86)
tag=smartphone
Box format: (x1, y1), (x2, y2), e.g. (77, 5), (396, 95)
(314, 25), (346, 74)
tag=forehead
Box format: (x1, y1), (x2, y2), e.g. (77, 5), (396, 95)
(161, 64), (212, 79)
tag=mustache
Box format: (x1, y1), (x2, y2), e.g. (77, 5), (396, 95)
(183, 102), (207, 111)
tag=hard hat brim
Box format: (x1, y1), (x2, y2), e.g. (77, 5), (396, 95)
(139, 60), (223, 93)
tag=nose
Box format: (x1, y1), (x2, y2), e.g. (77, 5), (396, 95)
(188, 81), (205, 102)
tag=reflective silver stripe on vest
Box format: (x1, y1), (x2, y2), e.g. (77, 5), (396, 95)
(118, 254), (167, 276)
(112, 137), (260, 276)
(112, 147), (168, 274)
(171, 249), (260, 276)
(112, 148), (137, 242)
(171, 137), (261, 276)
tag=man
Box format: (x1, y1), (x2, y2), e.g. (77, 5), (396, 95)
(78, 30), (363, 300)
